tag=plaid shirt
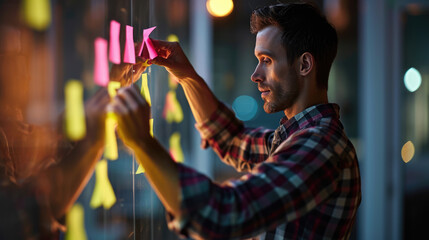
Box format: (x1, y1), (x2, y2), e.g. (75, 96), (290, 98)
(167, 103), (361, 240)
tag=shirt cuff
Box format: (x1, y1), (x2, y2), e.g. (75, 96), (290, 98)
(165, 163), (212, 238)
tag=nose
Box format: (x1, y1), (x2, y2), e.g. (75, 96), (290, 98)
(251, 63), (264, 83)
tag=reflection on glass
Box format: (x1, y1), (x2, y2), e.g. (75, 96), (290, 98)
(401, 140), (415, 163)
(232, 95), (258, 121)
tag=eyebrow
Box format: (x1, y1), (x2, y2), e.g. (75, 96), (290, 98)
(254, 49), (274, 58)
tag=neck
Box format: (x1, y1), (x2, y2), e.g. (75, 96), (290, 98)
(284, 86), (328, 119)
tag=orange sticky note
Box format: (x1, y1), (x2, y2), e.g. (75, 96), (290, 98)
(124, 25), (136, 64)
(64, 80), (86, 141)
(109, 20), (121, 64)
(94, 38), (109, 86)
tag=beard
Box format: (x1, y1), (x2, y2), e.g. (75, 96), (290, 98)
(261, 80), (300, 114)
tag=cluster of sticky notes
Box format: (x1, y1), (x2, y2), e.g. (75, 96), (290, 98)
(169, 132), (184, 163)
(65, 203), (88, 240)
(94, 21), (158, 87)
(90, 159), (117, 209)
(64, 80), (86, 141)
(21, 0), (51, 31)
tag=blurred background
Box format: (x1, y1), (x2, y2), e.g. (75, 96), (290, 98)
(1, 0), (428, 239)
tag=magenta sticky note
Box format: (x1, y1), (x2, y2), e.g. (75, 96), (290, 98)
(109, 20), (121, 64)
(124, 25), (136, 64)
(94, 37), (109, 87)
(138, 26), (158, 60)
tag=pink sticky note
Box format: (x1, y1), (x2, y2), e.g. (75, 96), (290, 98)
(138, 26), (158, 60)
(124, 25), (136, 64)
(94, 38), (109, 87)
(109, 20), (121, 64)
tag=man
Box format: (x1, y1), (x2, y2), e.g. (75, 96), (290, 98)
(112, 2), (361, 239)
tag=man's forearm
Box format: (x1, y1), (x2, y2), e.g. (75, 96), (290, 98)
(180, 75), (219, 124)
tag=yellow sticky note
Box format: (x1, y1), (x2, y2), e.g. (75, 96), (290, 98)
(136, 119), (153, 174)
(104, 112), (118, 160)
(21, 0), (51, 31)
(167, 34), (179, 42)
(65, 80), (86, 141)
(108, 81), (121, 97)
(65, 203), (87, 240)
(90, 159), (117, 209)
(163, 90), (183, 123)
(169, 132), (184, 163)
(141, 73), (151, 106)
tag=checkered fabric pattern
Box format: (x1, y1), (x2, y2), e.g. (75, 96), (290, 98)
(167, 103), (361, 240)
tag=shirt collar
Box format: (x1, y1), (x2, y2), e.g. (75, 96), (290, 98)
(279, 103), (340, 138)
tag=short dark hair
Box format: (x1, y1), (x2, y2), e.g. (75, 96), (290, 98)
(250, 2), (337, 89)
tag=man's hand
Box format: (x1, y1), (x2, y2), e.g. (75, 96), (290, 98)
(150, 39), (199, 82)
(110, 84), (151, 149)
(84, 88), (110, 144)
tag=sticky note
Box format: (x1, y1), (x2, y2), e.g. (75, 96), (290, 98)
(169, 132), (184, 163)
(22, 0), (51, 31)
(94, 38), (109, 87)
(168, 74), (179, 90)
(163, 90), (183, 123)
(90, 159), (117, 209)
(167, 34), (179, 42)
(64, 80), (86, 141)
(140, 73), (151, 106)
(138, 26), (158, 60)
(104, 112), (118, 160)
(109, 20), (121, 64)
(108, 81), (121, 97)
(65, 203), (87, 240)
(136, 119), (153, 174)
(124, 25), (136, 64)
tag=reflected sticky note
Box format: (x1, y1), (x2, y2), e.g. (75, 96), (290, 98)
(169, 132), (184, 163)
(65, 80), (86, 141)
(65, 203), (87, 240)
(94, 38), (109, 87)
(136, 119), (153, 174)
(163, 90), (184, 123)
(138, 26), (158, 60)
(124, 25), (136, 64)
(109, 20), (121, 64)
(401, 141), (415, 163)
(90, 159), (117, 209)
(104, 112), (118, 160)
(140, 73), (151, 106)
(168, 74), (179, 90)
(108, 81), (121, 97)
(22, 0), (51, 31)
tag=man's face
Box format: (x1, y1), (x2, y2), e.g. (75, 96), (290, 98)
(251, 25), (300, 114)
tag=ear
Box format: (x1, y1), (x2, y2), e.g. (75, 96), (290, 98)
(298, 52), (314, 77)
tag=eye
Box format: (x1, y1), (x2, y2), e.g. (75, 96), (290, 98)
(261, 57), (271, 64)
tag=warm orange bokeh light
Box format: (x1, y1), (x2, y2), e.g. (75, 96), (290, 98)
(206, 0), (234, 17)
(401, 141), (415, 163)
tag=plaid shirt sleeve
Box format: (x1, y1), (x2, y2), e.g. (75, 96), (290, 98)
(167, 127), (343, 240)
(195, 102), (274, 172)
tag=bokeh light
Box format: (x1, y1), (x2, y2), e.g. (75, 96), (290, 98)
(401, 140), (415, 163)
(206, 0), (234, 17)
(404, 67), (422, 92)
(232, 95), (258, 121)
